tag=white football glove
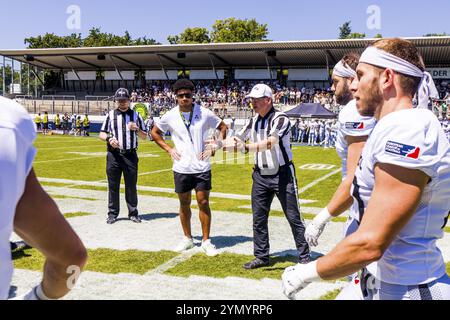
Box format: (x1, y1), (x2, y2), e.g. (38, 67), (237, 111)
(304, 207), (333, 247)
(304, 221), (326, 247)
(282, 266), (309, 299)
(282, 261), (321, 300)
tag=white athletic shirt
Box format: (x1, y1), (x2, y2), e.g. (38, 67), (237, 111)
(0, 97), (37, 300)
(156, 104), (222, 174)
(351, 108), (450, 285)
(336, 100), (376, 179)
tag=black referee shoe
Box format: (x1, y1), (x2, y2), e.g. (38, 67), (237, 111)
(129, 216), (142, 223)
(298, 255), (312, 264)
(243, 258), (269, 270)
(106, 216), (117, 224)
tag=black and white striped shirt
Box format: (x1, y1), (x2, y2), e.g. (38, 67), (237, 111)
(237, 108), (293, 174)
(101, 108), (146, 150)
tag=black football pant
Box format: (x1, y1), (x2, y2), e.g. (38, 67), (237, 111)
(106, 150), (139, 218)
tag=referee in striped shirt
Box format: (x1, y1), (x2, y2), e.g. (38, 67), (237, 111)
(99, 88), (147, 224)
(224, 84), (310, 269)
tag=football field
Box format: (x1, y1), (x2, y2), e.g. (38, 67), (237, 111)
(10, 134), (450, 300)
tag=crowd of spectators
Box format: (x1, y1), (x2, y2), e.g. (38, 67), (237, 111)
(123, 79), (450, 122)
(128, 80), (341, 116)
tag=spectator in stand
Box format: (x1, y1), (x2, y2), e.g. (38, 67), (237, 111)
(54, 114), (61, 130)
(62, 113), (70, 135)
(34, 113), (42, 132)
(82, 114), (90, 136)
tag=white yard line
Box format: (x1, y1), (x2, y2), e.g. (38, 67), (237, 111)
(136, 154), (250, 177)
(34, 156), (106, 164)
(37, 144), (104, 151)
(146, 249), (200, 276)
(298, 168), (341, 194)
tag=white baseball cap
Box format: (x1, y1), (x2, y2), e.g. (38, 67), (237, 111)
(245, 84), (273, 99)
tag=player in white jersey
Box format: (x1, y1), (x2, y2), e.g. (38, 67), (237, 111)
(321, 120), (332, 148)
(0, 96), (87, 300)
(282, 38), (450, 300)
(307, 119), (318, 146)
(297, 119), (306, 143)
(305, 53), (377, 253)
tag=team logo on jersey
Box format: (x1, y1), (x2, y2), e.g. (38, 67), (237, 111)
(345, 122), (364, 130)
(385, 141), (420, 159)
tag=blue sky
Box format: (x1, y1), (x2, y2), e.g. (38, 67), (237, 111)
(0, 0), (448, 49)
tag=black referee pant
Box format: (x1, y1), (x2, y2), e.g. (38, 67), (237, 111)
(251, 163), (310, 262)
(106, 149), (139, 218)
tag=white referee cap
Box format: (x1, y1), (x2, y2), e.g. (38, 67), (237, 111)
(245, 84), (273, 99)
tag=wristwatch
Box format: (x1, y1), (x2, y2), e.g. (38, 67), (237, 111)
(240, 144), (249, 154)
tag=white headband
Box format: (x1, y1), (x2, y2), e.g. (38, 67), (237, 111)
(359, 46), (438, 109)
(332, 60), (357, 79)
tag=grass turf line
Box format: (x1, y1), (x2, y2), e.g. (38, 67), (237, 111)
(63, 212), (94, 218)
(319, 289), (342, 300)
(13, 248), (178, 275)
(49, 194), (97, 201)
(40, 181), (348, 222)
(164, 252), (298, 280)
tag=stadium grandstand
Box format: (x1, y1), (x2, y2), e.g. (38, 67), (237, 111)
(1, 37), (450, 130)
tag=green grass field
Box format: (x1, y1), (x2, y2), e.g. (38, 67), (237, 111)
(33, 134), (342, 209)
(12, 134), (448, 300)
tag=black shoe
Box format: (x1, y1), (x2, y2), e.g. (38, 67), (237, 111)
(298, 255), (312, 264)
(129, 216), (142, 223)
(243, 258), (269, 270)
(106, 216), (117, 224)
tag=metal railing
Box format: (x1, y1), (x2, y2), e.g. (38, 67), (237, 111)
(17, 94), (257, 118)
(84, 96), (114, 115)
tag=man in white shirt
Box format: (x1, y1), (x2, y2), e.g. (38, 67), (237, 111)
(305, 53), (376, 245)
(151, 79), (227, 256)
(282, 38), (450, 300)
(0, 96), (87, 300)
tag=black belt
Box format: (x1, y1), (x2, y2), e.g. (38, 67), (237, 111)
(253, 161), (293, 172)
(109, 147), (137, 154)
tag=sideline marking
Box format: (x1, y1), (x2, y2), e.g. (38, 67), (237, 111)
(298, 168), (341, 194)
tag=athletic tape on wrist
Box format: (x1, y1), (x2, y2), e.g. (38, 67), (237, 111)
(35, 284), (54, 300)
(314, 207), (333, 225)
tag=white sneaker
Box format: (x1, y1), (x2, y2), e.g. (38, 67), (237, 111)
(174, 237), (195, 252)
(201, 239), (219, 257)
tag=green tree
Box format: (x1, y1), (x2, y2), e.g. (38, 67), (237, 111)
(24, 27), (159, 49)
(423, 33), (448, 37)
(338, 21), (365, 39)
(24, 33), (83, 48)
(339, 21), (352, 39)
(168, 27), (211, 44)
(347, 32), (366, 39)
(83, 28), (133, 47)
(374, 33), (383, 38)
(210, 18), (269, 43)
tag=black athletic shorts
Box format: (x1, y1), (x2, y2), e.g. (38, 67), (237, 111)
(174, 170), (212, 193)
(43, 123), (49, 130)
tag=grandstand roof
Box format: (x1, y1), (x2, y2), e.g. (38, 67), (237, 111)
(1, 37), (450, 71)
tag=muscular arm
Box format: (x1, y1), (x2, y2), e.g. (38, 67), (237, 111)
(138, 129), (148, 140)
(326, 135), (368, 216)
(216, 121), (228, 140)
(244, 136), (278, 153)
(316, 163), (429, 280)
(151, 125), (172, 153)
(14, 169), (87, 299)
(98, 131), (108, 141)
